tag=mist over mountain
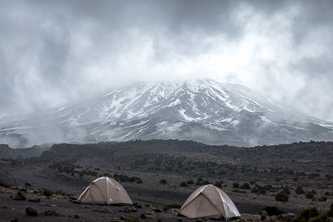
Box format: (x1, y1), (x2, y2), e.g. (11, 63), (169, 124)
(1, 79), (332, 148)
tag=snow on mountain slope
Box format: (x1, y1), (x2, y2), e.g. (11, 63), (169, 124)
(0, 79), (332, 148)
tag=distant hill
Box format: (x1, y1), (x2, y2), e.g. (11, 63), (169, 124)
(0, 144), (50, 158)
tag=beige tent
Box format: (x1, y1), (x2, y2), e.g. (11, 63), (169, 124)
(179, 184), (241, 219)
(77, 177), (132, 205)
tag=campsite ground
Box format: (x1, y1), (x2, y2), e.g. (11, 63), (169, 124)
(0, 190), (186, 222)
(0, 181), (261, 222)
(1, 140), (333, 221)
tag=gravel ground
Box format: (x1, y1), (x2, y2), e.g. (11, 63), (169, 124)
(0, 191), (191, 222)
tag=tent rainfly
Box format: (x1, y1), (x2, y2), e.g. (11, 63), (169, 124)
(77, 177), (132, 205)
(178, 184), (241, 219)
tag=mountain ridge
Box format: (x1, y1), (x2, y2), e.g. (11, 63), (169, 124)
(0, 79), (332, 148)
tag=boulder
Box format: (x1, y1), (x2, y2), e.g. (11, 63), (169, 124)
(96, 208), (110, 213)
(123, 207), (131, 213)
(74, 214), (80, 218)
(141, 213), (147, 219)
(28, 198), (40, 202)
(271, 215), (278, 221)
(13, 195), (26, 201)
(261, 211), (268, 221)
(152, 208), (162, 213)
(131, 207), (137, 212)
(43, 209), (62, 216)
(26, 207), (38, 216)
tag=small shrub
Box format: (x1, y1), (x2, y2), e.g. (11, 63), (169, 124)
(44, 209), (59, 216)
(318, 196), (327, 202)
(53, 190), (62, 195)
(187, 180), (194, 185)
(240, 183), (251, 190)
(295, 186), (304, 194)
(275, 192), (288, 202)
(43, 189), (52, 197)
(259, 189), (267, 194)
(128, 177), (136, 182)
(180, 181), (187, 187)
(263, 206), (285, 216)
(232, 189), (247, 193)
(124, 217), (140, 222)
(214, 181), (222, 188)
(310, 214), (326, 222)
(165, 203), (181, 209)
(282, 186), (290, 195)
(300, 207), (320, 221)
(232, 182), (240, 188)
(306, 192), (315, 199)
(202, 180), (210, 185)
(326, 203), (333, 217)
(251, 188), (259, 194)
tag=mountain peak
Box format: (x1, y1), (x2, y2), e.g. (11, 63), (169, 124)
(0, 79), (332, 148)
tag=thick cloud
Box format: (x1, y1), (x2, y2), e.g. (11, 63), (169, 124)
(0, 0), (333, 121)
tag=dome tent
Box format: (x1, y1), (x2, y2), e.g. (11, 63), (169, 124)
(77, 177), (132, 205)
(179, 184), (240, 219)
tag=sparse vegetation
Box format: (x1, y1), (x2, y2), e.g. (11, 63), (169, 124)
(295, 186), (304, 194)
(124, 216), (140, 222)
(275, 192), (288, 202)
(43, 189), (52, 197)
(240, 183), (251, 190)
(186, 179), (194, 185)
(306, 192), (315, 199)
(232, 182), (239, 188)
(214, 181), (222, 188)
(263, 206), (285, 216)
(281, 186), (290, 195)
(179, 181), (187, 187)
(165, 203), (181, 209)
(2, 139), (333, 220)
(299, 207), (320, 221)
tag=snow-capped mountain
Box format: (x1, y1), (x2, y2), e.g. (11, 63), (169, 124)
(1, 79), (333, 147)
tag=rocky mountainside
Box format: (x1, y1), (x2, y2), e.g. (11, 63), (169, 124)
(0, 79), (332, 147)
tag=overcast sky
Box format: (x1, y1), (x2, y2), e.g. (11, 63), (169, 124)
(1, 0), (333, 122)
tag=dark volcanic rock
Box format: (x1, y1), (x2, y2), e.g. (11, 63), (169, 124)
(26, 207), (38, 216)
(28, 198), (40, 202)
(74, 214), (80, 218)
(43, 209), (63, 216)
(96, 208), (111, 213)
(13, 191), (26, 201)
(261, 211), (268, 221)
(123, 207), (131, 213)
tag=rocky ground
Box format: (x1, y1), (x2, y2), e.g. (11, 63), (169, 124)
(0, 189), (184, 222)
(1, 140), (333, 221)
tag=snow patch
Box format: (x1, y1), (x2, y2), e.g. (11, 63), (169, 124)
(225, 100), (241, 112)
(208, 124), (227, 131)
(167, 99), (181, 107)
(260, 116), (272, 123)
